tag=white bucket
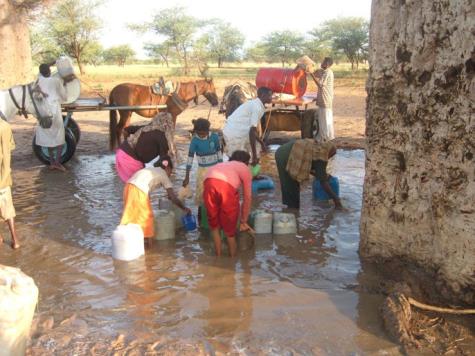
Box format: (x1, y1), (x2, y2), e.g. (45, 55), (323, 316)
(56, 56), (74, 78)
(111, 224), (145, 261)
(273, 212), (298, 235)
(0, 265), (39, 356)
(155, 210), (176, 240)
(252, 210), (273, 234)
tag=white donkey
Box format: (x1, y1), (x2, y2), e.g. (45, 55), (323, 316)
(0, 82), (53, 127)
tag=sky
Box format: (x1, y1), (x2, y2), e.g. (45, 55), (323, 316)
(98, 0), (373, 59)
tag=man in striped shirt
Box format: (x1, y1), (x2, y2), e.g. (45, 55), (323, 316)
(314, 57), (335, 142)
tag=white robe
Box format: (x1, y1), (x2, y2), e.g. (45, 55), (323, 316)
(35, 75), (67, 147)
(315, 108), (334, 142)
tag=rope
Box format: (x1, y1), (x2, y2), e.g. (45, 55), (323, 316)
(77, 77), (107, 102)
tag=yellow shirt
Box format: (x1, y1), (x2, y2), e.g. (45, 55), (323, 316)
(0, 120), (15, 189)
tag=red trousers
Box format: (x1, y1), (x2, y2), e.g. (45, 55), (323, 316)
(203, 178), (240, 237)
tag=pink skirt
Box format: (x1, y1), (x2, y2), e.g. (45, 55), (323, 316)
(115, 148), (145, 183)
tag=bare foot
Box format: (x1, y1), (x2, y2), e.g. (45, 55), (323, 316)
(56, 164), (67, 172)
(11, 241), (20, 249)
(48, 164), (56, 170)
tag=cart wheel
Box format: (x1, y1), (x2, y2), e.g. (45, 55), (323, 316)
(32, 129), (77, 165)
(63, 116), (81, 143)
(301, 108), (317, 139)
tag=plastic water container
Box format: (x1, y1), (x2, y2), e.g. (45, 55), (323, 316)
(182, 214), (197, 231)
(252, 175), (275, 193)
(112, 224), (145, 261)
(273, 212), (298, 235)
(312, 176), (340, 201)
(0, 265), (39, 356)
(251, 210), (273, 234)
(56, 56), (75, 78)
(155, 210), (175, 240)
(250, 164), (261, 177)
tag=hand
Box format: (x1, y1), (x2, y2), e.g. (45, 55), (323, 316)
(182, 176), (189, 187)
(239, 222), (255, 234)
(183, 207), (192, 215)
(260, 142), (268, 153)
(334, 199), (344, 210)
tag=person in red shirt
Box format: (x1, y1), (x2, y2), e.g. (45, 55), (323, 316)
(203, 150), (254, 257)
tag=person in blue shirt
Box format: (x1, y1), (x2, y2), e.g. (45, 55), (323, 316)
(183, 118), (223, 217)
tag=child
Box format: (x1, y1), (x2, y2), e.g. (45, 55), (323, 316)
(182, 118), (223, 215)
(203, 150), (254, 257)
(120, 155), (191, 239)
(0, 120), (20, 249)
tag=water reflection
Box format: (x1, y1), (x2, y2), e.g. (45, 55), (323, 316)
(0, 148), (399, 352)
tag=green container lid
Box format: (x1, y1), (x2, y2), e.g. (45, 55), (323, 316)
(250, 164), (261, 177)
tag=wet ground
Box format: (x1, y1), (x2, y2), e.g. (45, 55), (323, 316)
(0, 147), (401, 354)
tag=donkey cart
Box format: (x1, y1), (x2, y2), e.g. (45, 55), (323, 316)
(32, 98), (167, 164)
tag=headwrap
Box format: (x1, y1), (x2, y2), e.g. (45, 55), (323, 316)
(127, 112), (176, 162)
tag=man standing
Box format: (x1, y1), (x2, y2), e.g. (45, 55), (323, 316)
(314, 57), (335, 142)
(0, 119), (20, 249)
(36, 63), (68, 171)
(222, 87), (273, 165)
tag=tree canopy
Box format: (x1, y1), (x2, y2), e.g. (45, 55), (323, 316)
(261, 31), (306, 67)
(40, 0), (102, 74)
(102, 45), (135, 66)
(316, 17), (369, 69)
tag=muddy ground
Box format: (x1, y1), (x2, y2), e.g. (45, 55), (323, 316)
(2, 81), (474, 354)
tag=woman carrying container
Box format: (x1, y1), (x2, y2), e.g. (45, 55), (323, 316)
(115, 112), (175, 183)
(182, 118), (223, 219)
(120, 155), (191, 240)
(275, 139), (342, 210)
(202, 150), (254, 257)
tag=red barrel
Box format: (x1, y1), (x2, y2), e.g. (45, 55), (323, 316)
(256, 68), (307, 97)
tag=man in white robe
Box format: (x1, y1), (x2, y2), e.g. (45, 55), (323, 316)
(36, 63), (68, 171)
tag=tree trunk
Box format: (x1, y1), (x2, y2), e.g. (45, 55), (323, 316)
(361, 0), (475, 304)
(218, 57), (222, 68)
(0, 0), (34, 88)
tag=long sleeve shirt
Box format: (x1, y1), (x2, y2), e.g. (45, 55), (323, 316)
(186, 132), (222, 169)
(204, 161), (252, 223)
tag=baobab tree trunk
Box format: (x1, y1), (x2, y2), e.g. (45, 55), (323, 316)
(0, 0), (35, 88)
(361, 0), (475, 304)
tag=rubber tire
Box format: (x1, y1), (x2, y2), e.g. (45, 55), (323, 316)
(301, 109), (317, 139)
(63, 116), (81, 143)
(32, 129), (77, 165)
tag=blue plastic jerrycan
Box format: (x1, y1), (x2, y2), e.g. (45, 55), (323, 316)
(313, 176), (340, 200)
(181, 214), (197, 231)
(252, 175), (275, 193)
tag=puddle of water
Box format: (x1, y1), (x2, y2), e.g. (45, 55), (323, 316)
(0, 148), (397, 353)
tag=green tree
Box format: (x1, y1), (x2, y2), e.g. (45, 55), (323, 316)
(30, 27), (61, 65)
(103, 45), (135, 66)
(42, 0), (102, 74)
(144, 41), (173, 67)
(262, 30), (305, 66)
(132, 6), (201, 74)
(82, 41), (103, 66)
(245, 43), (268, 63)
(318, 17), (369, 70)
(198, 21), (244, 67)
(305, 29), (333, 63)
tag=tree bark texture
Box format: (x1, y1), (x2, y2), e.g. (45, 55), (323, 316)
(0, 0), (34, 88)
(361, 0), (475, 302)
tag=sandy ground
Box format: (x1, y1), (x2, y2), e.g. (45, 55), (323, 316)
(9, 82), (366, 168)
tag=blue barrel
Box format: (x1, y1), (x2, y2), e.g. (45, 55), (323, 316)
(252, 175), (275, 193)
(181, 214), (197, 231)
(313, 176), (340, 200)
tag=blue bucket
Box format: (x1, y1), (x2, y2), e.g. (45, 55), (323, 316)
(181, 214), (197, 231)
(313, 176), (340, 200)
(252, 175), (275, 193)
